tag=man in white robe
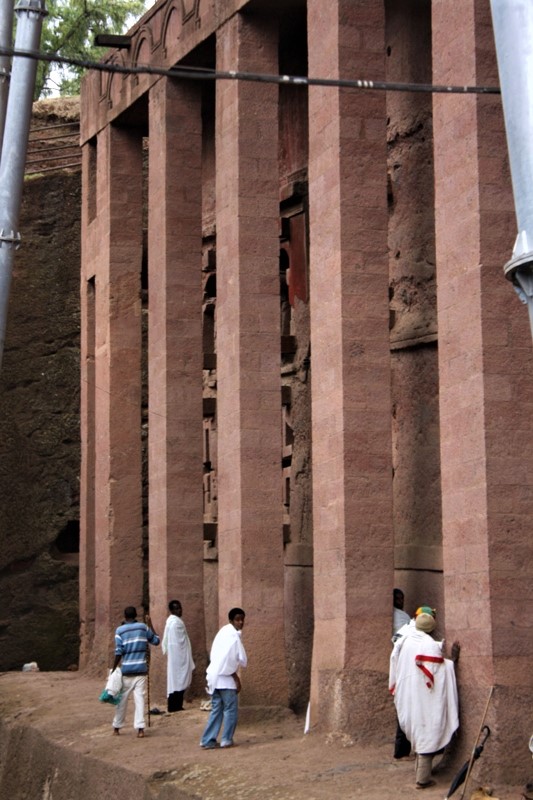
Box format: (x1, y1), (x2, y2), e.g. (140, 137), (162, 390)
(392, 588), (413, 759)
(200, 607), (247, 749)
(162, 600), (195, 712)
(393, 588), (411, 641)
(389, 609), (460, 789)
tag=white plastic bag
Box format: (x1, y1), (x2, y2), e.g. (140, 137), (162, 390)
(105, 667), (123, 697)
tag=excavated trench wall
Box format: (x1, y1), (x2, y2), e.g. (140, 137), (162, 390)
(0, 99), (81, 672)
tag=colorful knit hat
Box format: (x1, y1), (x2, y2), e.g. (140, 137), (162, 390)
(415, 605), (436, 618)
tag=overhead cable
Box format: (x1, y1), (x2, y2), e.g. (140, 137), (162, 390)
(0, 45), (501, 95)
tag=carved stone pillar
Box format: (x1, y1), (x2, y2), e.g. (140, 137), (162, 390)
(215, 12), (288, 705)
(307, 0), (394, 736)
(147, 77), (206, 694)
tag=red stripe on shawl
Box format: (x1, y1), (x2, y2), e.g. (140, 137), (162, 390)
(415, 654), (444, 688)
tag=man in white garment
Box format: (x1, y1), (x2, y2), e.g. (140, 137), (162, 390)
(392, 588), (413, 759)
(393, 588), (411, 642)
(389, 607), (460, 789)
(200, 607), (247, 749)
(162, 600), (195, 712)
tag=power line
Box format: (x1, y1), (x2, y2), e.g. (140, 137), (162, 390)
(0, 45), (501, 95)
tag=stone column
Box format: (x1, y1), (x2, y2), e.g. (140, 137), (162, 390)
(89, 125), (144, 669)
(216, 13), (288, 705)
(433, 2), (533, 783)
(307, 0), (393, 737)
(148, 77), (206, 694)
(79, 142), (97, 668)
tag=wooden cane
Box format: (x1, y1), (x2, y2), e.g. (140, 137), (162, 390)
(145, 613), (151, 728)
(458, 686), (494, 800)
(146, 646), (151, 727)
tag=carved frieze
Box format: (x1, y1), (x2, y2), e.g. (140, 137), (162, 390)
(100, 0), (201, 109)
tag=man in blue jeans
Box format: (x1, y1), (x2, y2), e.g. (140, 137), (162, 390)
(111, 606), (160, 738)
(200, 608), (247, 749)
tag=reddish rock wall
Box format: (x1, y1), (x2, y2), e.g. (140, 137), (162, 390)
(0, 100), (81, 671)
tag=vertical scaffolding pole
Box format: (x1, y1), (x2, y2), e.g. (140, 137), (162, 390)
(0, 0), (47, 372)
(0, 0), (14, 155)
(490, 0), (533, 339)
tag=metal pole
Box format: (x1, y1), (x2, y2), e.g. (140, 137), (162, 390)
(490, 0), (533, 339)
(0, 0), (14, 155)
(0, 0), (46, 372)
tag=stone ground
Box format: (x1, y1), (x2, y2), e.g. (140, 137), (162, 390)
(0, 671), (526, 800)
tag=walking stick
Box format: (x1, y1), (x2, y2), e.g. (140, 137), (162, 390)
(458, 686), (494, 800)
(146, 644), (151, 727)
(145, 613), (151, 728)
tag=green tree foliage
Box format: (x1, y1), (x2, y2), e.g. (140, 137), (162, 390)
(33, 0), (147, 98)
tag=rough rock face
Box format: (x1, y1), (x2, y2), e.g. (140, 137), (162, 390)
(0, 100), (81, 671)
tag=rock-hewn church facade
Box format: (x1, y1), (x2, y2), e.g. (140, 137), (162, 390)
(80, 0), (533, 782)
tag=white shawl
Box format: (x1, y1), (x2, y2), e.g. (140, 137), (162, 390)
(389, 626), (459, 754)
(206, 623), (247, 695)
(162, 614), (195, 695)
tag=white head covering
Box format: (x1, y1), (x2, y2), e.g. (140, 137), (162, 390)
(415, 612), (436, 633)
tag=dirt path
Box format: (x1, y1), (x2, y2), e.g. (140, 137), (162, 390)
(0, 671), (524, 800)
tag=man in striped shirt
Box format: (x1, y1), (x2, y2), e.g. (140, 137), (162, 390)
(111, 606), (160, 738)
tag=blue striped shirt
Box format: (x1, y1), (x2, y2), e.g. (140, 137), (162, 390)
(115, 621), (160, 675)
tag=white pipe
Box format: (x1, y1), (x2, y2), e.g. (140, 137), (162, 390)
(490, 0), (533, 319)
(0, 0), (14, 155)
(0, 0), (47, 372)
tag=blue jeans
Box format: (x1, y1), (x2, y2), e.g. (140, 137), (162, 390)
(200, 689), (239, 747)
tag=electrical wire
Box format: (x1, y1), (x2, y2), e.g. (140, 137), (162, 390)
(0, 45), (501, 95)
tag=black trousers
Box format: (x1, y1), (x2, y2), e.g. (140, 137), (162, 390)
(168, 690), (185, 712)
(394, 719), (412, 759)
